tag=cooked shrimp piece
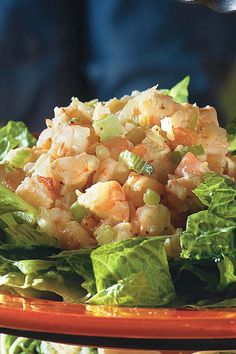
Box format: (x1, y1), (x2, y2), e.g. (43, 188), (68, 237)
(0, 163), (25, 191)
(113, 222), (135, 241)
(93, 158), (130, 185)
(199, 124), (229, 156)
(55, 185), (77, 209)
(106, 97), (129, 113)
(16, 176), (57, 208)
(175, 152), (209, 177)
(31, 152), (53, 178)
(132, 204), (174, 236)
(38, 207), (96, 250)
(77, 181), (130, 225)
(50, 125), (90, 157)
(171, 128), (200, 148)
(103, 137), (133, 160)
(36, 127), (53, 150)
(51, 153), (99, 188)
(123, 172), (165, 208)
(59, 221), (96, 250)
(198, 106), (219, 127)
(138, 89), (179, 127)
(166, 175), (202, 201)
(129, 138), (170, 163)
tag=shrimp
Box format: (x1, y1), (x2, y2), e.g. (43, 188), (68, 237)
(77, 181), (130, 225)
(137, 89), (180, 127)
(113, 222), (135, 241)
(171, 128), (200, 148)
(0, 163), (25, 191)
(16, 175), (58, 208)
(123, 172), (165, 208)
(93, 158), (130, 185)
(103, 137), (133, 160)
(132, 203), (174, 236)
(50, 125), (90, 158)
(129, 138), (170, 164)
(166, 175), (202, 201)
(51, 153), (99, 188)
(36, 127), (53, 150)
(38, 207), (96, 250)
(175, 152), (209, 177)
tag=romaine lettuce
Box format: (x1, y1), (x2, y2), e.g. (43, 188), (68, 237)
(0, 121), (36, 161)
(88, 237), (176, 306)
(161, 76), (190, 103)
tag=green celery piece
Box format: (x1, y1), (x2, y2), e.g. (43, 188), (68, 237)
(70, 201), (87, 223)
(93, 114), (123, 141)
(0, 121), (36, 161)
(119, 150), (155, 176)
(0, 184), (37, 225)
(143, 188), (160, 206)
(170, 144), (204, 164)
(89, 237), (176, 307)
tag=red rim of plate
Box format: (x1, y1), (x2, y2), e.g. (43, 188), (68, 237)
(0, 294), (236, 339)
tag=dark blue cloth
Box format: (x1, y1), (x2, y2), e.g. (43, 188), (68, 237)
(0, 0), (235, 130)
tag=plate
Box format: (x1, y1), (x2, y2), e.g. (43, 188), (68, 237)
(1, 294), (236, 350)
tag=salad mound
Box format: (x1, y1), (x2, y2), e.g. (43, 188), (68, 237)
(0, 77), (236, 307)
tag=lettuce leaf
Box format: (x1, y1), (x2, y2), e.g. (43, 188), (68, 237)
(193, 173), (236, 220)
(161, 76), (190, 103)
(52, 248), (96, 295)
(181, 174), (236, 260)
(181, 211), (236, 260)
(88, 237), (176, 306)
(1, 335), (42, 354)
(0, 184), (37, 226)
(0, 255), (87, 302)
(0, 121), (36, 161)
(226, 117), (236, 154)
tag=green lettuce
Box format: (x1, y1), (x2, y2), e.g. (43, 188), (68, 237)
(193, 173), (236, 220)
(0, 184), (37, 226)
(0, 121), (36, 161)
(226, 117), (236, 154)
(161, 76), (190, 103)
(1, 335), (42, 354)
(88, 237), (176, 306)
(0, 255), (87, 302)
(52, 248), (96, 295)
(181, 174), (236, 260)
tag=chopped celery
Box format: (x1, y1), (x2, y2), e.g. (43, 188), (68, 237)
(95, 224), (117, 245)
(93, 114), (123, 141)
(119, 150), (155, 176)
(70, 202), (87, 222)
(143, 189), (160, 206)
(189, 112), (199, 130)
(7, 148), (33, 169)
(170, 144), (205, 164)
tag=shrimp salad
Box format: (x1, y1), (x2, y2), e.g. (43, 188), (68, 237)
(1, 76), (236, 307)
